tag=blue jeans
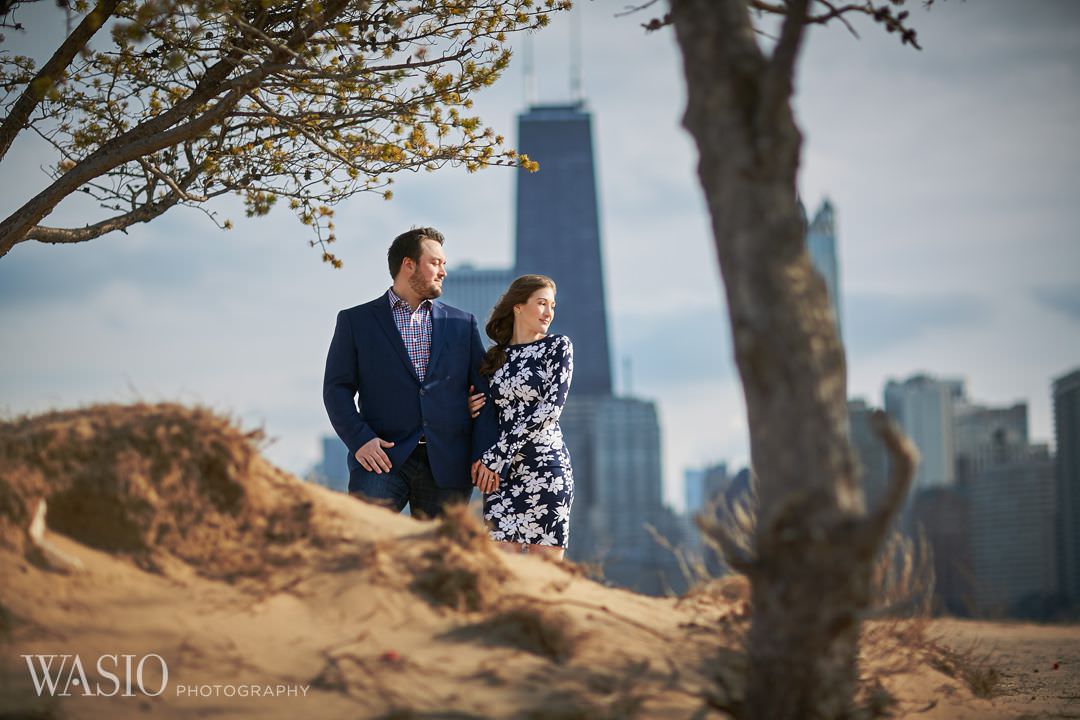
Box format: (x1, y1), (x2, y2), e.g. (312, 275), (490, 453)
(349, 443), (472, 519)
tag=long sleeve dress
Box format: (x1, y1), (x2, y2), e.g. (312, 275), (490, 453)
(480, 334), (575, 548)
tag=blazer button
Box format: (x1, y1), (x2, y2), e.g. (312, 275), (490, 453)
(419, 389), (426, 396)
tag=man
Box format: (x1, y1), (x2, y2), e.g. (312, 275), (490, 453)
(323, 227), (497, 517)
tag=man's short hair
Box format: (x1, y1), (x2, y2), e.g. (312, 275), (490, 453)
(387, 227), (445, 278)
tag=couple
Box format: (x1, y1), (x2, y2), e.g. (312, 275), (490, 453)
(322, 227), (575, 560)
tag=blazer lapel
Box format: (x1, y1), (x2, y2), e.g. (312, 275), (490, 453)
(427, 301), (448, 375)
(374, 291), (421, 384)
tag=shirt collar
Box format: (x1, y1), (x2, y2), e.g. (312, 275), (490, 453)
(388, 286), (432, 312)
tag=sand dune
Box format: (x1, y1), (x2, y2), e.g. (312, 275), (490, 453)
(1, 404), (1075, 718)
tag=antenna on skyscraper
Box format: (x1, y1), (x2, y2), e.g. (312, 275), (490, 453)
(623, 356), (633, 397)
(570, 5), (583, 103)
(524, 34), (537, 107)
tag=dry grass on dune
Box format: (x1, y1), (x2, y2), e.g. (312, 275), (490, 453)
(687, 476), (1009, 718)
(0, 403), (1051, 719)
(0, 403), (324, 578)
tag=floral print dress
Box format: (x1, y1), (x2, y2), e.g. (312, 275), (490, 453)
(481, 334), (574, 547)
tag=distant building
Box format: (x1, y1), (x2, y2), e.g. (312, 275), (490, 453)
(515, 103), (614, 398)
(953, 400), (1028, 484)
(512, 101), (687, 594)
(682, 462), (733, 570)
(442, 100), (686, 596)
(910, 485), (974, 616)
(805, 198), (841, 337)
(311, 435), (349, 492)
(561, 395), (685, 594)
(703, 463), (731, 504)
(684, 462), (738, 521)
(848, 398), (890, 511)
(439, 264), (513, 332)
(969, 446), (1058, 617)
(684, 468), (706, 519)
(884, 374), (959, 493)
(1054, 368), (1080, 607)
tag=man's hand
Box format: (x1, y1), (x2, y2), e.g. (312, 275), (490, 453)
(355, 436), (395, 474)
(471, 459), (500, 494)
(468, 385), (486, 419)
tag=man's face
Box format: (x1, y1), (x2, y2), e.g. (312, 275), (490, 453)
(408, 238), (447, 300)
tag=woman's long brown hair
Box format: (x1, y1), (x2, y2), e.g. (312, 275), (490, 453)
(479, 274), (557, 377)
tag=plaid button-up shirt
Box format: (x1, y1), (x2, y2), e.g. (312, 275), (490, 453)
(388, 287), (432, 381)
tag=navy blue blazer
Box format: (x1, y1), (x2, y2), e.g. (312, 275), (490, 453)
(323, 291), (498, 491)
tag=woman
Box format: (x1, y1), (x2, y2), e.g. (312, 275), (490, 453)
(473, 275), (574, 560)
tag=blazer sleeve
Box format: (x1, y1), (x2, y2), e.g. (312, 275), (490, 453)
(480, 336), (573, 480)
(323, 309), (377, 457)
(468, 314), (499, 463)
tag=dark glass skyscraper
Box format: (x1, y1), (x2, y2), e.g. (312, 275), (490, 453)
(806, 198), (841, 338)
(443, 100), (683, 593)
(514, 103), (613, 397)
(1054, 368), (1080, 606)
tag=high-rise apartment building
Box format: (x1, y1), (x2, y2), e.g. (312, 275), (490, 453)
(969, 446), (1058, 616)
(953, 400), (1028, 484)
(884, 374), (959, 491)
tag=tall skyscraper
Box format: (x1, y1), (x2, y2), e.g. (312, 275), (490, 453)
(953, 400), (1029, 484)
(884, 374), (959, 491)
(1054, 368), (1080, 606)
(514, 103), (613, 398)
(310, 435), (349, 492)
(439, 264), (512, 333)
(906, 390), (1035, 616)
(445, 100), (679, 594)
(848, 398), (890, 511)
(514, 102), (684, 592)
(969, 445), (1058, 616)
(562, 397), (662, 549)
(806, 199), (842, 338)
(684, 468), (706, 518)
(560, 395), (684, 594)
(910, 485), (973, 616)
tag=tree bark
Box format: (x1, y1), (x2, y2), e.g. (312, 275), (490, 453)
(669, 0), (916, 717)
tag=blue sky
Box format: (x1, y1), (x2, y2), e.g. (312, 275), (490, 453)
(2, 0), (1078, 510)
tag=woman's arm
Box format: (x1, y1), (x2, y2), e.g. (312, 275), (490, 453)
(480, 336), (574, 479)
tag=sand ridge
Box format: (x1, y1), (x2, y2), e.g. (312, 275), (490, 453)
(0, 403), (1074, 718)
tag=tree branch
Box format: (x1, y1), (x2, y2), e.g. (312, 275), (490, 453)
(633, 0), (921, 48)
(0, 0), (353, 257)
(760, 0), (810, 124)
(0, 0), (119, 162)
(811, 1), (860, 37)
(137, 159), (208, 202)
(858, 410), (919, 548)
(24, 191), (184, 245)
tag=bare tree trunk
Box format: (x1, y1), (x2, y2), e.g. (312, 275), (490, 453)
(669, 1), (917, 717)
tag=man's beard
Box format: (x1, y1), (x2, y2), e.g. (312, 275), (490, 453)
(411, 274), (442, 300)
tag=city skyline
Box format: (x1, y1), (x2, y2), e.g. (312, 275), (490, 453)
(1, 1), (1078, 511)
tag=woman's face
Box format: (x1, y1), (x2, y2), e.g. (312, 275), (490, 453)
(515, 286), (556, 337)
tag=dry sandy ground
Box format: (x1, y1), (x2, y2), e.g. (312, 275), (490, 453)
(927, 620), (1080, 719)
(0, 404), (1077, 719)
